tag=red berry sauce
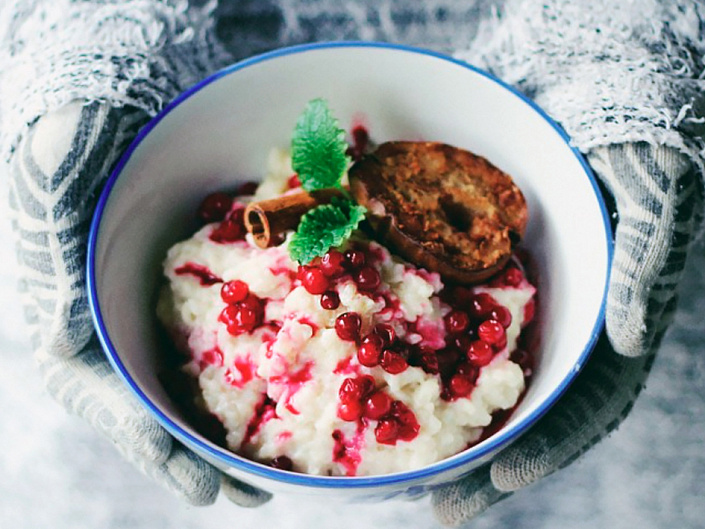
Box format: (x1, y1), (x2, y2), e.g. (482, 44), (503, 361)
(174, 262), (223, 286)
(224, 355), (257, 388)
(332, 427), (365, 476)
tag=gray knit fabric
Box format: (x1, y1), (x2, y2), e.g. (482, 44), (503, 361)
(1, 0), (704, 524)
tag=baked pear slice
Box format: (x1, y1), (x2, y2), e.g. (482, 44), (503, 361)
(348, 141), (528, 284)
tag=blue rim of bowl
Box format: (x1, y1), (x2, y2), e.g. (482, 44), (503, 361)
(87, 41), (614, 489)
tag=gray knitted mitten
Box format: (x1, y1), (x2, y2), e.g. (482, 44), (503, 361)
(9, 100), (271, 507)
(431, 0), (705, 523)
(1, 0), (269, 508)
(432, 143), (704, 526)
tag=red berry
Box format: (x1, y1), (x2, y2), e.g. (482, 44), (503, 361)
(338, 375), (375, 403)
(467, 340), (494, 366)
(449, 373), (475, 398)
(357, 375), (376, 397)
(338, 401), (363, 421)
(357, 334), (383, 367)
(287, 174), (301, 188)
(374, 418), (400, 444)
(218, 306), (239, 327)
(270, 455), (293, 471)
(198, 192), (233, 222)
(437, 348), (461, 376)
(237, 181), (259, 196)
(344, 249), (366, 270)
(363, 391), (393, 420)
(240, 294), (264, 314)
(478, 319), (506, 346)
(456, 362), (479, 381)
(390, 401), (420, 441)
(419, 348), (439, 374)
(236, 307), (260, 330)
(356, 266), (381, 291)
(468, 293), (497, 319)
(335, 312), (361, 341)
(210, 218), (244, 242)
(503, 267), (524, 287)
(221, 280), (249, 304)
(444, 310), (470, 334)
(320, 290), (340, 310)
(373, 324), (396, 346)
(320, 250), (346, 278)
(494, 333), (508, 351)
(491, 306), (513, 328)
(347, 125), (370, 161)
(301, 267), (330, 295)
(380, 350), (408, 374)
(218, 302), (261, 335)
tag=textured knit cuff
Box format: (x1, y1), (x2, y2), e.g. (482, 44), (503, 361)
(0, 0), (232, 161)
(455, 0), (705, 179)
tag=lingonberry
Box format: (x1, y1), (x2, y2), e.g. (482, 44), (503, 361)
(344, 249), (366, 270)
(449, 373), (475, 398)
(373, 324), (396, 346)
(374, 417), (399, 444)
(477, 319), (506, 346)
(197, 192), (232, 222)
(220, 280), (249, 304)
(444, 310), (470, 334)
(210, 218), (244, 242)
(357, 334), (383, 367)
(467, 339), (494, 366)
(338, 375), (375, 403)
(436, 348), (461, 376)
(270, 455), (294, 471)
(320, 250), (346, 278)
(468, 293), (497, 319)
(356, 266), (381, 291)
(380, 350), (408, 374)
(363, 391), (393, 420)
(338, 401), (363, 421)
(335, 312), (362, 341)
(301, 267), (330, 295)
(503, 267), (524, 287)
(320, 290), (340, 310)
(490, 306), (513, 328)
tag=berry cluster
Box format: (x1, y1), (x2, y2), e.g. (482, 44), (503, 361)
(431, 266), (532, 400)
(218, 279), (265, 335)
(297, 248), (382, 311)
(336, 375), (420, 445)
(197, 184), (258, 243)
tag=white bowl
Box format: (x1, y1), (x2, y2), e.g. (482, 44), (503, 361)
(87, 42), (612, 501)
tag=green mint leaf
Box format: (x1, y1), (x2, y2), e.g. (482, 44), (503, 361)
(291, 98), (351, 192)
(289, 197), (367, 264)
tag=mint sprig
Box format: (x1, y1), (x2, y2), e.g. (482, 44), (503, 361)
(289, 197), (366, 264)
(291, 98), (351, 192)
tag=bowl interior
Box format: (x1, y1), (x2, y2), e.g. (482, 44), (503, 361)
(90, 44), (610, 485)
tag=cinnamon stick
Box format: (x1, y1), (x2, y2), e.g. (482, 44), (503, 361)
(244, 188), (344, 248)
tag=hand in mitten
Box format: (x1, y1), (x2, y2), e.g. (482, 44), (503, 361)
(2, 0), (268, 509)
(430, 0), (705, 523)
(432, 143), (703, 526)
(8, 100), (271, 508)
